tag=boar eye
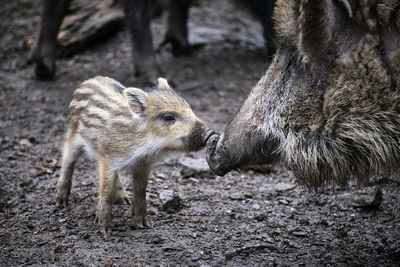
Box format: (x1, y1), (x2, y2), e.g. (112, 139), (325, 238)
(162, 113), (176, 123)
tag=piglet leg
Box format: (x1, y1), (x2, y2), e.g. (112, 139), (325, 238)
(96, 158), (118, 235)
(131, 161), (150, 228)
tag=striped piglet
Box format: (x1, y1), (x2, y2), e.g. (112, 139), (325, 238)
(56, 76), (214, 234)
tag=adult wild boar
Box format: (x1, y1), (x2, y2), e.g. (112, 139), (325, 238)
(29, 0), (276, 81)
(206, 0), (400, 188)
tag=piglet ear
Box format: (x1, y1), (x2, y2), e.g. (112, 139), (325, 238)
(298, 0), (331, 63)
(157, 77), (171, 89)
(124, 87), (148, 114)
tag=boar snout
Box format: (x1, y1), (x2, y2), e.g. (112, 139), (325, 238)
(206, 134), (232, 176)
(201, 129), (217, 146)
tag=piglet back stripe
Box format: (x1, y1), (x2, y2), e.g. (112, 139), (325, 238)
(79, 118), (104, 130)
(91, 100), (131, 118)
(80, 82), (121, 106)
(112, 83), (125, 93)
(84, 112), (107, 123)
(71, 96), (130, 119)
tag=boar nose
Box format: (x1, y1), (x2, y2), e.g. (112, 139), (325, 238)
(201, 128), (217, 146)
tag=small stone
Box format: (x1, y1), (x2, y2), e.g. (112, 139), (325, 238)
(288, 226), (299, 233)
(291, 231), (308, 237)
(189, 177), (200, 183)
(275, 182), (296, 192)
(81, 181), (94, 186)
(230, 192), (244, 200)
(150, 236), (164, 244)
(159, 189), (174, 202)
(189, 27), (227, 45)
(353, 187), (382, 210)
(191, 253), (202, 261)
(287, 240), (300, 248)
(178, 157), (210, 178)
(254, 214), (267, 221)
(244, 192), (253, 198)
(278, 199), (289, 205)
(19, 138), (32, 151)
(159, 190), (183, 213)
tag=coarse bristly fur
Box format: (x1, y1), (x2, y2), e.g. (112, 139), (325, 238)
(207, 0), (400, 189)
(56, 76), (210, 233)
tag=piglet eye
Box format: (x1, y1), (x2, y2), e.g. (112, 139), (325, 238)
(162, 113), (176, 122)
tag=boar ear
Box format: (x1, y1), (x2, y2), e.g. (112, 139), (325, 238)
(124, 87), (148, 114)
(157, 77), (171, 89)
(298, 0), (331, 63)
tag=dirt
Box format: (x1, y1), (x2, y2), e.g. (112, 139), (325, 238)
(1, 1), (399, 266)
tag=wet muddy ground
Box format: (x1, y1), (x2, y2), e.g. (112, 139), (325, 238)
(1, 1), (399, 266)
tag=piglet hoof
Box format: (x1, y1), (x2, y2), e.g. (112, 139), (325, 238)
(55, 197), (69, 208)
(114, 196), (132, 206)
(133, 218), (150, 229)
(99, 225), (112, 237)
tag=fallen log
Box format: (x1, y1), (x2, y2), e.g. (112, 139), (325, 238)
(56, 1), (124, 57)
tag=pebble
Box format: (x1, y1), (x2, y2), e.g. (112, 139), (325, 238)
(159, 189), (174, 202)
(230, 192), (244, 200)
(278, 199), (289, 205)
(19, 138), (32, 150)
(149, 236), (163, 244)
(189, 177), (200, 183)
(288, 226), (299, 233)
(191, 253), (202, 261)
(159, 190), (183, 213)
(275, 182), (296, 192)
(178, 157), (210, 178)
(291, 231), (308, 237)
